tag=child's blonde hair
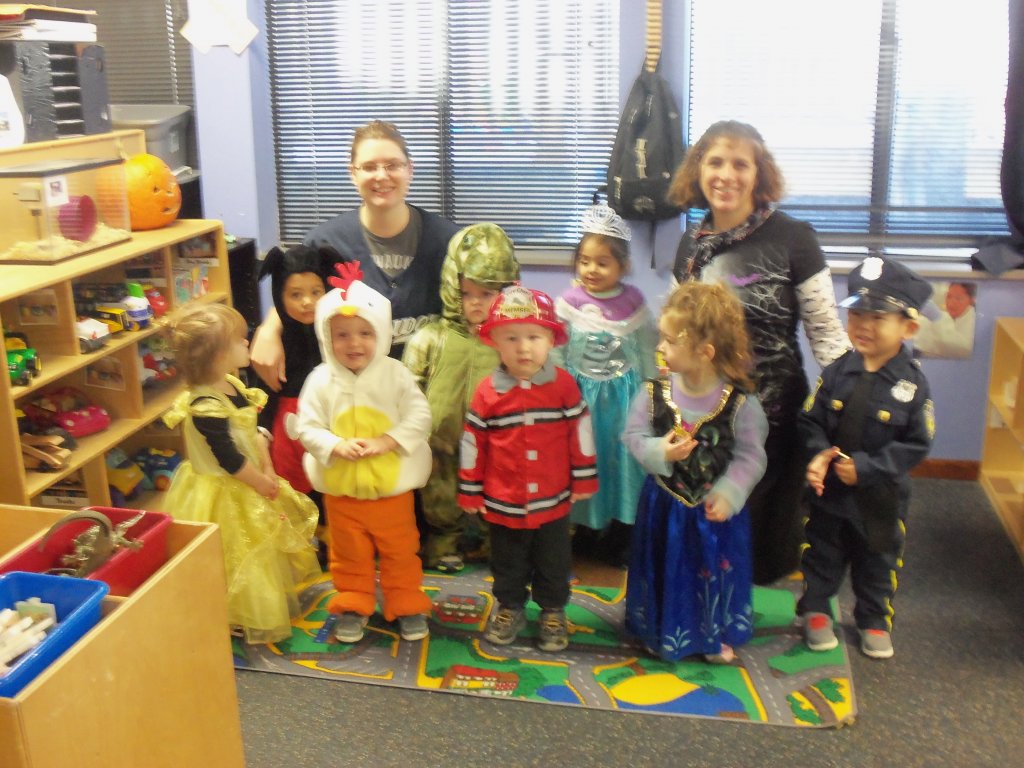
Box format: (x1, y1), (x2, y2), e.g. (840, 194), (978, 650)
(661, 282), (754, 392)
(171, 303), (248, 386)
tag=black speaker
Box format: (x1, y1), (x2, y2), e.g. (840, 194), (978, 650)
(227, 238), (262, 335)
(73, 44), (111, 135)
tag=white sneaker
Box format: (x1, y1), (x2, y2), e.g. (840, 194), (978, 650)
(398, 614), (430, 641)
(333, 613), (368, 643)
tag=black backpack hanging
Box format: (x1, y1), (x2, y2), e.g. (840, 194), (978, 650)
(606, 0), (684, 225)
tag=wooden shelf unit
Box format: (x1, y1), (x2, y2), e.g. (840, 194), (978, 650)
(0, 218), (231, 507)
(0, 504), (245, 768)
(980, 317), (1024, 559)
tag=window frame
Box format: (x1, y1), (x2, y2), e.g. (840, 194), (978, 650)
(265, 0), (621, 254)
(683, 0), (1010, 257)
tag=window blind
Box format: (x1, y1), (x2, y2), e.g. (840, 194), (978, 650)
(687, 0), (1009, 248)
(60, 0), (193, 106)
(267, 0), (620, 247)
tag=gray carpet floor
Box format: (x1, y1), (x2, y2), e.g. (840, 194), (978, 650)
(235, 478), (1024, 767)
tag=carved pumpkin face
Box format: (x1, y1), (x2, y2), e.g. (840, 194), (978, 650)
(124, 153), (181, 231)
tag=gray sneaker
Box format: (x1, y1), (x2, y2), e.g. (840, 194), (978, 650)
(484, 606), (526, 645)
(537, 609), (569, 652)
(859, 628), (894, 659)
(804, 612), (839, 651)
(398, 614), (430, 641)
(333, 613), (369, 643)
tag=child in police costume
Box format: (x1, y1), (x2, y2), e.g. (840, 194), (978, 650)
(798, 256), (935, 660)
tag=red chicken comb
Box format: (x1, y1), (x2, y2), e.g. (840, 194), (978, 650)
(328, 261), (364, 292)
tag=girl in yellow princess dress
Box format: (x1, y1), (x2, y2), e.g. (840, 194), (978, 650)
(163, 303), (320, 644)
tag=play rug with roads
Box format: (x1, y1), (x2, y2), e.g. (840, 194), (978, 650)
(232, 566), (856, 728)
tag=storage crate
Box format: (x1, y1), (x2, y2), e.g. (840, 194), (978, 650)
(0, 507), (171, 596)
(0, 571), (108, 697)
(110, 104), (191, 171)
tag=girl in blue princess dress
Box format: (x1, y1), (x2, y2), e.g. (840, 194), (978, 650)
(554, 203), (657, 565)
(623, 282), (768, 663)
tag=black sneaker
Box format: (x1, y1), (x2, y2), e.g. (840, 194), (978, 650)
(434, 555), (465, 574)
(484, 606), (526, 645)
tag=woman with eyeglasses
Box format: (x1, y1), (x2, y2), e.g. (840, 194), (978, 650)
(669, 120), (849, 586)
(251, 120), (458, 387)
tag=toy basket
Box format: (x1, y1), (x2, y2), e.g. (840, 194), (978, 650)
(0, 571), (108, 697)
(0, 507), (171, 597)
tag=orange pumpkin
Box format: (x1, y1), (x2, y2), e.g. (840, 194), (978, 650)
(124, 153), (181, 231)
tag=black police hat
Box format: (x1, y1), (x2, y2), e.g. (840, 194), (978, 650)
(839, 256), (933, 319)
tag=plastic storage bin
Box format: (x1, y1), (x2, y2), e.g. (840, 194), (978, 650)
(0, 507), (171, 597)
(0, 571), (108, 697)
(110, 104), (192, 171)
(0, 158), (131, 264)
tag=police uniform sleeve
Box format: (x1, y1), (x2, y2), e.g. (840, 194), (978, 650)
(799, 360), (841, 463)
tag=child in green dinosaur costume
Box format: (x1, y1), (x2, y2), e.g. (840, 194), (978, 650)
(402, 223), (520, 572)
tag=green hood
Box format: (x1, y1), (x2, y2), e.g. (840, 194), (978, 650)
(440, 223), (520, 327)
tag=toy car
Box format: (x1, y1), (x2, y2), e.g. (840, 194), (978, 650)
(23, 387), (111, 438)
(76, 317), (111, 353)
(133, 447), (182, 491)
(93, 305), (131, 333)
(143, 286), (168, 317)
(139, 339), (176, 386)
(107, 447), (146, 505)
(121, 296), (153, 329)
(6, 332), (41, 386)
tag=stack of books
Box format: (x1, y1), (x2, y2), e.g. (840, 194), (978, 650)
(0, 3), (97, 42)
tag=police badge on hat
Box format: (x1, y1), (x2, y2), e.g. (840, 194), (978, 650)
(840, 256), (932, 319)
(891, 379), (917, 403)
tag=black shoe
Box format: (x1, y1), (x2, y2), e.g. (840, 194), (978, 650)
(316, 540), (330, 571)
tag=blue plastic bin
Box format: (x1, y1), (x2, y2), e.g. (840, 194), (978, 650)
(0, 571), (108, 698)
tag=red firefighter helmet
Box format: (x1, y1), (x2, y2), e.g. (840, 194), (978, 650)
(479, 285), (568, 346)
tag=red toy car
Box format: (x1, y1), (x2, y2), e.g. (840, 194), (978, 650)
(144, 286), (169, 318)
(23, 387), (111, 438)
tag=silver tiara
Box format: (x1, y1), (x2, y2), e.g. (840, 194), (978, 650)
(581, 203), (631, 242)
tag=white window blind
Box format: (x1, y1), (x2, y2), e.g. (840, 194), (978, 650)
(267, 0), (620, 247)
(60, 0), (193, 106)
(688, 0), (1009, 248)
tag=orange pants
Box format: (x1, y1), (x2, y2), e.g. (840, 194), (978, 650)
(324, 492), (432, 620)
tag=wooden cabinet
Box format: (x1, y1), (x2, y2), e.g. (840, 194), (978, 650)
(0, 219), (231, 507)
(0, 504), (246, 768)
(980, 317), (1024, 559)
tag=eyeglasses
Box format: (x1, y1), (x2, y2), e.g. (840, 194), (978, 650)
(353, 161), (408, 176)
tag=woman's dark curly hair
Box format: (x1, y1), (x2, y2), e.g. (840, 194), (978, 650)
(667, 120), (785, 211)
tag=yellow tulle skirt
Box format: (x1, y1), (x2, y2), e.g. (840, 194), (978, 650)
(164, 462), (321, 644)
